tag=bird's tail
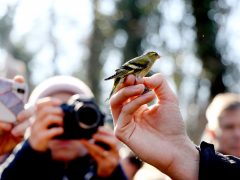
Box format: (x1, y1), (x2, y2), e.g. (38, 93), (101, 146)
(105, 88), (114, 102)
(105, 77), (121, 101)
(104, 74), (117, 80)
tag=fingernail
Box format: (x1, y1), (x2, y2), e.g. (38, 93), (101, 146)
(135, 84), (145, 90)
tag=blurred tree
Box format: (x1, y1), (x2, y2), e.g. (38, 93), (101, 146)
(114, 0), (159, 62)
(192, 0), (226, 98)
(48, 4), (60, 76)
(187, 0), (233, 143)
(0, 3), (33, 87)
(85, 0), (159, 102)
(85, 0), (114, 102)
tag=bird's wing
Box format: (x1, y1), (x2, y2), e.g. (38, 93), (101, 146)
(104, 55), (149, 80)
(104, 68), (134, 80)
(123, 56), (149, 69)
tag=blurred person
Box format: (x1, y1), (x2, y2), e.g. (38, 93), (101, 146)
(119, 147), (171, 180)
(120, 151), (143, 180)
(109, 73), (240, 180)
(1, 75), (127, 180)
(202, 93), (240, 157)
(0, 75), (29, 163)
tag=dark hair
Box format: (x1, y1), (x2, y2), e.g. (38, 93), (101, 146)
(127, 154), (143, 170)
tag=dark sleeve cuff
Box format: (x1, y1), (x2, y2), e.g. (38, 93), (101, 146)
(198, 141), (240, 180)
(1, 140), (51, 179)
(96, 164), (128, 180)
(12, 140), (51, 163)
(109, 164), (128, 180)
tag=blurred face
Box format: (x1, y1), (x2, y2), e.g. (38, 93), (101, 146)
(48, 92), (88, 162)
(218, 108), (240, 157)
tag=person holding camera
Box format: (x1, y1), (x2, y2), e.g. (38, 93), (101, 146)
(0, 76), (127, 180)
(109, 73), (240, 180)
(0, 75), (30, 163)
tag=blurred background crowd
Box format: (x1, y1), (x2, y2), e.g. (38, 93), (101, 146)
(0, 0), (240, 179)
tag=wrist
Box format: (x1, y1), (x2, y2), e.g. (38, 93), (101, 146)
(167, 137), (199, 180)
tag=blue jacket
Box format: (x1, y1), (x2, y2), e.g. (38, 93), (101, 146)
(0, 140), (128, 180)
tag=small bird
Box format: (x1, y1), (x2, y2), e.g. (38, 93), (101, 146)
(104, 51), (160, 100)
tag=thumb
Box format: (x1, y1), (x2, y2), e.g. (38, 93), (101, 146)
(13, 75), (25, 83)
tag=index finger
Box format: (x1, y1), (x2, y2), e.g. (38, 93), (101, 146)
(110, 84), (145, 123)
(17, 105), (35, 122)
(116, 74), (144, 92)
(36, 97), (63, 111)
(143, 73), (178, 104)
(0, 122), (12, 131)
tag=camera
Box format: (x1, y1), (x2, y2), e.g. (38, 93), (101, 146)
(0, 77), (28, 123)
(56, 94), (104, 139)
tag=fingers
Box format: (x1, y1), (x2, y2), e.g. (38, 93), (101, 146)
(81, 140), (108, 159)
(28, 98), (64, 151)
(35, 97), (63, 126)
(36, 97), (63, 111)
(29, 113), (64, 151)
(117, 91), (155, 127)
(143, 73), (178, 104)
(13, 106), (35, 136)
(119, 74), (144, 89)
(11, 120), (30, 137)
(35, 111), (64, 133)
(81, 127), (120, 157)
(36, 106), (63, 123)
(97, 126), (114, 136)
(110, 84), (145, 124)
(13, 75), (25, 83)
(0, 122), (13, 132)
(43, 126), (64, 140)
(93, 129), (120, 151)
(17, 105), (35, 122)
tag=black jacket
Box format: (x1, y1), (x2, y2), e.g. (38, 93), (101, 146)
(0, 140), (128, 180)
(198, 141), (240, 180)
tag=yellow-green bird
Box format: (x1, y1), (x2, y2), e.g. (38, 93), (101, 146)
(104, 51), (160, 99)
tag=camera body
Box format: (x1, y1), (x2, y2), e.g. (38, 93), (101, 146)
(57, 94), (104, 139)
(0, 77), (28, 123)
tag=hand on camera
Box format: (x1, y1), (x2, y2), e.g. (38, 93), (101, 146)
(81, 127), (121, 177)
(28, 97), (64, 152)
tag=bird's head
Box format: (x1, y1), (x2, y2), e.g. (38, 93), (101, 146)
(146, 51), (160, 61)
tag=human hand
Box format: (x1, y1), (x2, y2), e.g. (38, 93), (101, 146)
(81, 127), (121, 177)
(110, 73), (199, 180)
(0, 76), (28, 155)
(0, 108), (34, 155)
(28, 97), (64, 152)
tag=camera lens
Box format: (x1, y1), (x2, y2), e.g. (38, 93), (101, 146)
(58, 95), (104, 139)
(76, 104), (100, 129)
